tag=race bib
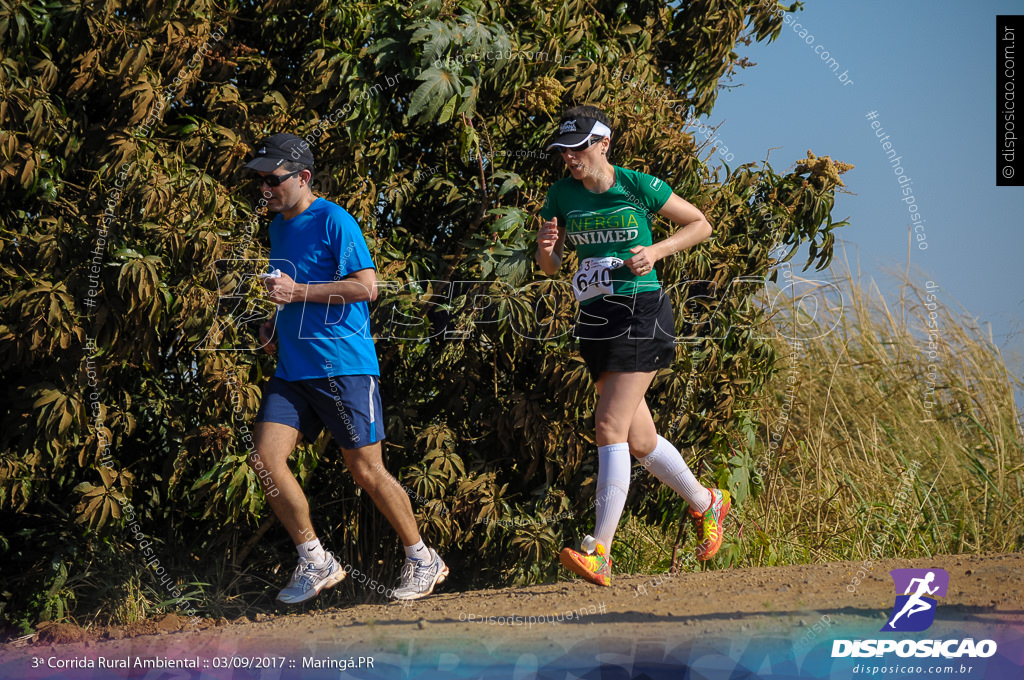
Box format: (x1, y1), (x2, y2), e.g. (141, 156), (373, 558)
(572, 257), (623, 301)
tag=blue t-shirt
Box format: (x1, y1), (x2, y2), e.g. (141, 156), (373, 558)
(269, 198), (379, 380)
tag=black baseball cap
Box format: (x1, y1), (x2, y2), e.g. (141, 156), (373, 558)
(545, 116), (613, 151)
(245, 133), (315, 172)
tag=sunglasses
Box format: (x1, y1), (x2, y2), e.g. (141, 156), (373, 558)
(255, 169), (303, 187)
(559, 136), (604, 154)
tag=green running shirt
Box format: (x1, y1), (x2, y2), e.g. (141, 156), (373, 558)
(540, 165), (672, 302)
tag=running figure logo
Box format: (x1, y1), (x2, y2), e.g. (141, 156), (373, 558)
(881, 568), (949, 632)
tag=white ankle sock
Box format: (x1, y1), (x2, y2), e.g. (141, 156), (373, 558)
(593, 443), (631, 550)
(641, 435), (712, 512)
(404, 540), (430, 561)
(297, 537), (328, 565)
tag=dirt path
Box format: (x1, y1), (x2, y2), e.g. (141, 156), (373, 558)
(2, 552), (1022, 678)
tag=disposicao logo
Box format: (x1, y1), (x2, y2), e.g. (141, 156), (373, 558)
(882, 568), (948, 632)
(831, 568), (997, 660)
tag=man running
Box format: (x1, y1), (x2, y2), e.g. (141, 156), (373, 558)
(244, 133), (448, 603)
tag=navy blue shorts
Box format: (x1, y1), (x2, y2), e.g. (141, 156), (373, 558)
(255, 375), (384, 449)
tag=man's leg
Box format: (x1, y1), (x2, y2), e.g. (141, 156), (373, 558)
(250, 421), (315, 545)
(315, 374), (447, 600)
(340, 440), (420, 547)
(342, 441), (448, 600)
(249, 421), (345, 603)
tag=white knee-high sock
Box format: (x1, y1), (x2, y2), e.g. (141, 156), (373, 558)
(593, 443), (631, 550)
(641, 435), (712, 512)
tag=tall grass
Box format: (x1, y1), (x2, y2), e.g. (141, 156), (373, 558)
(733, 252), (1024, 567)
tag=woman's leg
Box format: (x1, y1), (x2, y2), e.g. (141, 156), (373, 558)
(593, 372), (657, 441)
(591, 371), (656, 549)
(595, 378), (708, 510)
(594, 373), (729, 563)
(630, 400), (712, 511)
(623, 396), (658, 457)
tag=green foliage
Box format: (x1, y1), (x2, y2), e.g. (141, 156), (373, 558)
(0, 0), (860, 628)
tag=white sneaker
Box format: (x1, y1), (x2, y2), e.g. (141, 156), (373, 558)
(276, 552), (346, 604)
(391, 548), (448, 601)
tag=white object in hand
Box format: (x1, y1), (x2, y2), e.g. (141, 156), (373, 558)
(259, 268), (285, 311)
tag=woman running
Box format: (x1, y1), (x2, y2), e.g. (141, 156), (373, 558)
(536, 105), (730, 586)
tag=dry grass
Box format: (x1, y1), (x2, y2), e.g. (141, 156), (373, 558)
(735, 250), (1024, 566)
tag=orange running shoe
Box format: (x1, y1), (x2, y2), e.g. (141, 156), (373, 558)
(559, 535), (612, 587)
(689, 488), (731, 561)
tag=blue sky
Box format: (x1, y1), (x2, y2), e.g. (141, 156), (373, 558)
(708, 0), (1023, 369)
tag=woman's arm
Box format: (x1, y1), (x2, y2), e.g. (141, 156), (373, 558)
(624, 194), (712, 276)
(535, 217), (566, 275)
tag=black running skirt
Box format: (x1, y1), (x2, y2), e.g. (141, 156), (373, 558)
(575, 290), (676, 378)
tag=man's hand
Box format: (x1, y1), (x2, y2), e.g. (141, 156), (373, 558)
(258, 321), (277, 354)
(264, 270), (304, 305)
